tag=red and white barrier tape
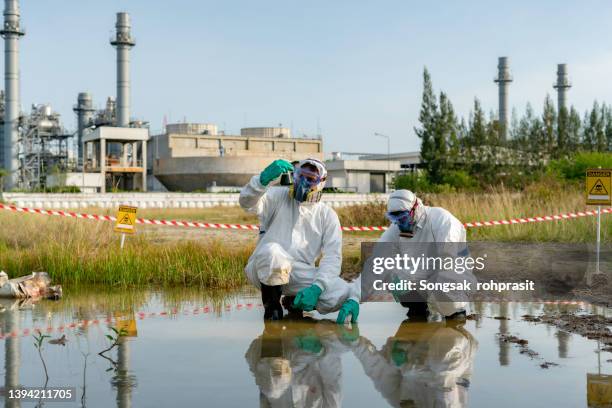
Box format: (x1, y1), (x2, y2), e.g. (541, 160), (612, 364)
(0, 203), (610, 232)
(0, 300), (591, 340)
(463, 207), (612, 228)
(0, 302), (264, 339)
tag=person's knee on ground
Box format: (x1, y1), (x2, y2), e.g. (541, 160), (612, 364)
(254, 242), (293, 287)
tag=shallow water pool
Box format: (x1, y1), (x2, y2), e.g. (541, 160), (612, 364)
(0, 288), (611, 407)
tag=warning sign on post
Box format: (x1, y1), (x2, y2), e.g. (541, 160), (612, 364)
(586, 169), (612, 205)
(114, 205), (138, 234)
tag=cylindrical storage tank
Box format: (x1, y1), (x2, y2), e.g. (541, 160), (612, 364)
(166, 123), (218, 135)
(39, 104), (52, 117)
(240, 127), (292, 138)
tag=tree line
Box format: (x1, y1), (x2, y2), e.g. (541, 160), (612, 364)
(414, 67), (612, 188)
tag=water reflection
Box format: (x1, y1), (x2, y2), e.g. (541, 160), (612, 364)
(245, 320), (355, 408)
(244, 319), (477, 408)
(112, 338), (137, 408)
(1, 291), (611, 408)
(353, 320), (477, 408)
(498, 303), (510, 366)
(2, 299), (22, 408)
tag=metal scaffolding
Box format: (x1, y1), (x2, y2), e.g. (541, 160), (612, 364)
(19, 104), (73, 190)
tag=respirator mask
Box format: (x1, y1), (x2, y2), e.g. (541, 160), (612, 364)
(290, 166), (324, 203)
(386, 205), (418, 238)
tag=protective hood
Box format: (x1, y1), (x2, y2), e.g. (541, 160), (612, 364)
(289, 158), (327, 204)
(387, 190), (425, 224)
(297, 158), (327, 180)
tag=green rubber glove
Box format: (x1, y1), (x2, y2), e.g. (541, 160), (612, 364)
(260, 159), (294, 186)
(391, 341), (407, 367)
(338, 325), (360, 344)
(336, 299), (359, 324)
(293, 284), (322, 312)
(294, 329), (323, 354)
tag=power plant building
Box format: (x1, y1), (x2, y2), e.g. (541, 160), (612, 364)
(149, 125), (323, 191)
(0, 2), (581, 194)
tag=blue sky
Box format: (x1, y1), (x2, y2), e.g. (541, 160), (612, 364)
(16, 1), (612, 154)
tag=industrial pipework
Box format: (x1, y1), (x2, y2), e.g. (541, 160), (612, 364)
(0, 0), (24, 189)
(494, 56), (513, 141)
(553, 63), (571, 115)
(110, 12), (135, 128)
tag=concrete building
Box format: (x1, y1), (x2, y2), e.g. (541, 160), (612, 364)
(83, 127), (148, 192)
(359, 151), (421, 172)
(149, 123), (322, 191)
(325, 158), (401, 193)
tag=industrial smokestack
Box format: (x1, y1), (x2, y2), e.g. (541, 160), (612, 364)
(553, 63), (571, 115)
(111, 12), (135, 128)
(494, 56), (513, 141)
(1, 0), (24, 189)
(73, 92), (94, 168)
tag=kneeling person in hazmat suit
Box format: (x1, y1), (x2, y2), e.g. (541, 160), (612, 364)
(240, 158), (360, 322)
(372, 190), (474, 320)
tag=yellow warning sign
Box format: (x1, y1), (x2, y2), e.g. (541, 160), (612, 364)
(114, 312), (138, 337)
(586, 169), (612, 205)
(114, 205), (138, 234)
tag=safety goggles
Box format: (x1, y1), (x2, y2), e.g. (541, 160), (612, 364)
(385, 210), (412, 224)
(294, 167), (322, 187)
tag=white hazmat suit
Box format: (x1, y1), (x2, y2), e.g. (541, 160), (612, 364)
(240, 174), (359, 314)
(352, 321), (477, 408)
(376, 190), (473, 317)
(245, 322), (354, 408)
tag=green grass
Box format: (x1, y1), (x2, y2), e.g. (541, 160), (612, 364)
(0, 212), (252, 288)
(0, 183), (609, 288)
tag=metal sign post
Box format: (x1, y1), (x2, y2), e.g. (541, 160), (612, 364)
(596, 205), (601, 274)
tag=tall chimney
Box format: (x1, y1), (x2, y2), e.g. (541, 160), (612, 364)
(73, 92), (94, 169)
(494, 57), (513, 141)
(111, 12), (135, 128)
(553, 63), (571, 115)
(1, 0), (24, 189)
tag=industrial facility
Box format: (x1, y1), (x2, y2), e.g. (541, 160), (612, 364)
(0, 2), (151, 193)
(149, 125), (322, 191)
(0, 0), (574, 193)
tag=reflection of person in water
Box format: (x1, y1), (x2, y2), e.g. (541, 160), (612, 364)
(245, 320), (358, 408)
(352, 320), (477, 408)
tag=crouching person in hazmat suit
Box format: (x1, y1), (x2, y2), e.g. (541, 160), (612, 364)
(374, 190), (475, 320)
(352, 319), (477, 407)
(240, 158), (360, 322)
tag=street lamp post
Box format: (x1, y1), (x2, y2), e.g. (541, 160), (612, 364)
(374, 132), (390, 168)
